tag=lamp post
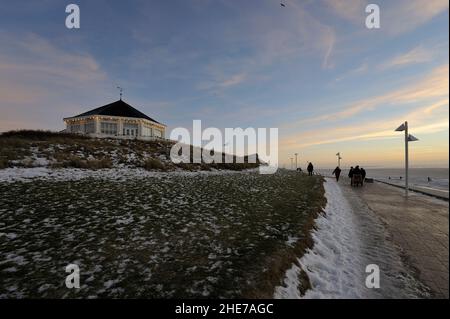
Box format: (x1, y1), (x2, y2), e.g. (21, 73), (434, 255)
(336, 152), (342, 167)
(395, 121), (419, 197)
(290, 157), (293, 170)
(294, 153), (298, 170)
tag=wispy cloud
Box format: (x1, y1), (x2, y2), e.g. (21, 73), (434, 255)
(325, 0), (448, 36)
(323, 0), (368, 26)
(382, 0), (449, 36)
(0, 32), (112, 131)
(197, 72), (247, 92)
(335, 62), (369, 82)
(280, 64), (449, 151)
(292, 64), (449, 125)
(378, 46), (434, 70)
(281, 99), (448, 150)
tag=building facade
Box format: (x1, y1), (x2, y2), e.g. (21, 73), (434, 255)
(63, 100), (166, 140)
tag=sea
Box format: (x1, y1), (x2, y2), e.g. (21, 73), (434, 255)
(316, 168), (449, 192)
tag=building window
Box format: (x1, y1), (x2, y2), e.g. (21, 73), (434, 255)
(124, 124), (138, 136)
(100, 122), (117, 135)
(153, 129), (162, 137)
(85, 122), (95, 134)
(70, 124), (81, 133)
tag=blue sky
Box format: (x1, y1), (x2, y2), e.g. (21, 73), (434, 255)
(0, 0), (448, 167)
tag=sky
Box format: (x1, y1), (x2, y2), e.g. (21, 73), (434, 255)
(0, 0), (448, 168)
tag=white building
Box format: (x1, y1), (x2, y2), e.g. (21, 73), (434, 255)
(63, 99), (166, 140)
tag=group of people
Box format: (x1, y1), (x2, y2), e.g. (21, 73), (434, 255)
(331, 165), (366, 184)
(348, 166), (366, 180)
(348, 165), (366, 186)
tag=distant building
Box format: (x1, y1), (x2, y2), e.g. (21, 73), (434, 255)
(63, 99), (166, 140)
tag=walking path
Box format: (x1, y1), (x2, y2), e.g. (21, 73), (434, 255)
(339, 178), (449, 298)
(276, 178), (429, 299)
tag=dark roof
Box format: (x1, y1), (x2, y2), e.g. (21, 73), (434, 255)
(65, 100), (162, 124)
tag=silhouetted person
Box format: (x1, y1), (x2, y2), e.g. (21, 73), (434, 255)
(427, 177), (432, 182)
(348, 166), (354, 178)
(307, 162), (314, 176)
(332, 166), (342, 182)
(361, 167), (366, 179)
(351, 165), (362, 187)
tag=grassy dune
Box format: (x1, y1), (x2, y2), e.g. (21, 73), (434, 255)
(0, 171), (325, 298)
(0, 130), (259, 171)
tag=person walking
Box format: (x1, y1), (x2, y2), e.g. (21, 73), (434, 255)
(361, 167), (366, 184)
(348, 166), (354, 179)
(307, 162), (314, 176)
(332, 166), (342, 182)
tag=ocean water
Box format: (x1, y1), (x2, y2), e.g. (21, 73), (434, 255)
(317, 168), (449, 191)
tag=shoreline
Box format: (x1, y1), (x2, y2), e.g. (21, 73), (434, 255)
(374, 179), (449, 201)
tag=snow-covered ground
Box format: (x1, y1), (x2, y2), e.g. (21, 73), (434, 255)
(0, 170), (324, 298)
(274, 178), (429, 299)
(0, 167), (259, 183)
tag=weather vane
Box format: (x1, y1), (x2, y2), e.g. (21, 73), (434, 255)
(117, 86), (123, 100)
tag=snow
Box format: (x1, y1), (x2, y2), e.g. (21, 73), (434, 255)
(0, 167), (259, 183)
(274, 178), (428, 299)
(1, 169), (315, 298)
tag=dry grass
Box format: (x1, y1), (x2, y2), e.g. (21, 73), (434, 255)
(51, 156), (113, 169)
(0, 130), (260, 172)
(0, 157), (8, 169)
(143, 158), (165, 171)
(0, 171), (325, 298)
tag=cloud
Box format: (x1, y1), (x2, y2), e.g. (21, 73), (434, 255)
(335, 62), (369, 82)
(0, 32), (111, 131)
(324, 0), (448, 36)
(197, 72), (247, 92)
(382, 0), (449, 36)
(323, 0), (368, 25)
(294, 64), (449, 125)
(280, 65), (449, 150)
(0, 33), (106, 87)
(281, 100), (448, 150)
(378, 46), (434, 70)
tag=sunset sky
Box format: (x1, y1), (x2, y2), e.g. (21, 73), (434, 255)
(0, 0), (448, 168)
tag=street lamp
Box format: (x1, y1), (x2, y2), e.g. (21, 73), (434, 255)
(395, 121), (419, 197)
(336, 152), (342, 167)
(290, 157), (293, 170)
(294, 153), (298, 170)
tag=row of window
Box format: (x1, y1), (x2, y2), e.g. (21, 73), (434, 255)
(101, 122), (118, 135)
(85, 122), (95, 134)
(69, 124), (81, 133)
(69, 122), (163, 137)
